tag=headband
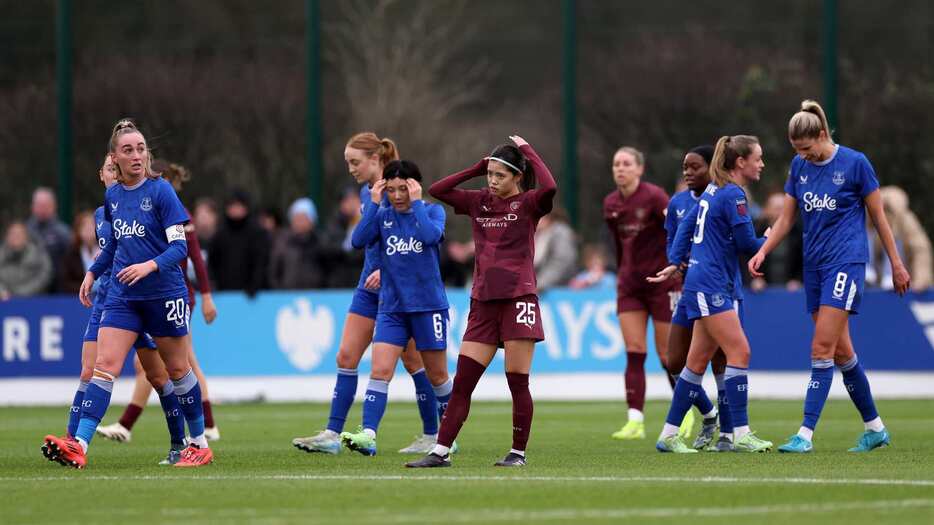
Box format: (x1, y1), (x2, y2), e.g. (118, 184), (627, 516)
(486, 156), (523, 174)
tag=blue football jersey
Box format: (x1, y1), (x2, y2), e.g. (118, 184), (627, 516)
(352, 199), (448, 313)
(91, 206), (113, 306)
(671, 183), (754, 299)
(784, 145), (879, 269)
(355, 183), (391, 292)
(89, 178), (189, 300)
(667, 189), (745, 300)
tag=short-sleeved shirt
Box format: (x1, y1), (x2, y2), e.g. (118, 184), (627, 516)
(682, 183), (750, 298)
(604, 182), (672, 294)
(784, 145), (879, 269)
(92, 178), (189, 300)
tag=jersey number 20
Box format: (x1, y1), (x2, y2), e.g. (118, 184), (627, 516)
(693, 200), (710, 244)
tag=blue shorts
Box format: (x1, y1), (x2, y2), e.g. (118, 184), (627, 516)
(804, 263), (865, 314)
(374, 310), (448, 351)
(684, 290), (744, 322)
(84, 304), (156, 349)
(349, 289), (379, 320)
(671, 291), (691, 328)
(100, 294), (190, 338)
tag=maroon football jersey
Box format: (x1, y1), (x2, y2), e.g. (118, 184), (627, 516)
(429, 144), (557, 301)
(604, 181), (673, 294)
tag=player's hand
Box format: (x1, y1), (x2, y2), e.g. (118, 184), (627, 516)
(647, 264), (678, 283)
(406, 179), (423, 201)
(117, 261), (158, 286)
(371, 180), (386, 204)
(892, 262), (911, 296)
(201, 292), (218, 324)
(748, 251), (766, 278)
(79, 271), (95, 307)
(509, 135), (529, 148)
(364, 269), (381, 290)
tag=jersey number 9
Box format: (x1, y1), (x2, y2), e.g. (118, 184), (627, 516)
(693, 200), (710, 245)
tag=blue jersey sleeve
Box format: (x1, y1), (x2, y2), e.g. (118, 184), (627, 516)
(351, 200), (380, 249)
(410, 200), (445, 246)
(725, 185), (753, 227)
(668, 201), (699, 265)
(664, 199), (678, 250)
(856, 153), (880, 198)
(732, 221), (764, 255)
(152, 181), (188, 271)
(89, 192), (116, 278)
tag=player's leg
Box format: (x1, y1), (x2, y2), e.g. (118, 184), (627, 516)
(656, 320), (716, 453)
(96, 354), (150, 442)
(834, 318), (889, 452)
(293, 305), (375, 454)
(708, 348), (733, 450)
(341, 340), (403, 456)
(44, 340), (97, 463)
(400, 339), (440, 444)
(703, 310), (772, 453)
(613, 308), (649, 439)
(400, 311), (451, 454)
(135, 341), (187, 464)
(496, 338), (535, 466)
(186, 334), (219, 440)
(153, 333), (212, 467)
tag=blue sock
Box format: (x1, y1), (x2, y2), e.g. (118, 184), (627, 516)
(361, 378), (389, 434)
(802, 359), (834, 432)
(714, 373), (733, 433)
(691, 381), (715, 416)
(67, 380), (89, 437)
(724, 366), (749, 429)
(411, 368), (438, 435)
(665, 368), (705, 426)
(75, 372), (114, 447)
(432, 377), (453, 421)
(327, 368), (358, 433)
(158, 381), (187, 447)
(839, 356), (880, 424)
(172, 369), (205, 440)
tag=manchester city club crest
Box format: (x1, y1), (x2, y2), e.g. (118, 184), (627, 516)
(510, 201), (521, 211)
(832, 171), (845, 185)
(140, 196), (153, 211)
(711, 293), (725, 308)
(635, 208), (647, 220)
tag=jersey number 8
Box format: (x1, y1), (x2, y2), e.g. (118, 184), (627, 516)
(693, 200), (710, 244)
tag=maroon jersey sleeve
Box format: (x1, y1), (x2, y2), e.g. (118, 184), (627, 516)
(429, 159), (487, 215)
(652, 184), (670, 220)
(520, 144), (557, 217)
(185, 224), (211, 294)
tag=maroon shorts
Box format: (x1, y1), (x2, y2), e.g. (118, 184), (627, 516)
(463, 294), (545, 347)
(617, 284), (679, 322)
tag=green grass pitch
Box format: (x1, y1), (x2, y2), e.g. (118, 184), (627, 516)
(2, 399), (933, 524)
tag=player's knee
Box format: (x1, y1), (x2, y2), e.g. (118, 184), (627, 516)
(79, 366), (94, 383)
(369, 366), (394, 382)
(426, 367), (448, 386)
(94, 355), (123, 376)
(145, 368), (169, 389)
(810, 340), (835, 359)
(336, 347), (363, 369)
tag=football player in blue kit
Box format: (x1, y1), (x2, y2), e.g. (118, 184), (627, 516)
(749, 100), (911, 453)
(42, 153), (188, 467)
(650, 135), (773, 453)
(663, 145), (735, 451)
(292, 133), (444, 456)
(338, 160), (452, 456)
(43, 119), (213, 468)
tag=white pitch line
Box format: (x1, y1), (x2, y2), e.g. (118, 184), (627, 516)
(2, 473), (934, 487)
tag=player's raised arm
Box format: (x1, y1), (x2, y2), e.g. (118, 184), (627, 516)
(428, 157), (487, 214)
(351, 184), (383, 250)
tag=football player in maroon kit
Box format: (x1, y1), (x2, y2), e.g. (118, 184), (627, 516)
(406, 135), (556, 468)
(604, 147), (689, 441)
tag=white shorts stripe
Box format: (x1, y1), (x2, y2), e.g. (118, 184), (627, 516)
(697, 292), (710, 316)
(733, 300), (739, 312)
(845, 281), (857, 310)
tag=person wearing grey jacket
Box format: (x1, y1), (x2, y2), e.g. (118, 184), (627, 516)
(0, 221), (53, 300)
(533, 208), (578, 291)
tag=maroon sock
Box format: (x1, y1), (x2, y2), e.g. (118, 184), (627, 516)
(506, 372), (533, 451)
(119, 403), (144, 430)
(202, 400), (215, 428)
(437, 355), (487, 448)
(625, 352), (647, 412)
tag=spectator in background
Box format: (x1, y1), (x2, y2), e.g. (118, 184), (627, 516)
(58, 210), (99, 293)
(533, 207), (578, 291)
(751, 192), (803, 291)
(440, 240), (474, 288)
(193, 198), (219, 252)
(269, 198), (325, 290)
(26, 187), (71, 292)
(0, 221), (52, 300)
(259, 205), (287, 259)
(868, 186), (933, 291)
(320, 186), (365, 288)
(209, 189), (269, 297)
(569, 244), (615, 290)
